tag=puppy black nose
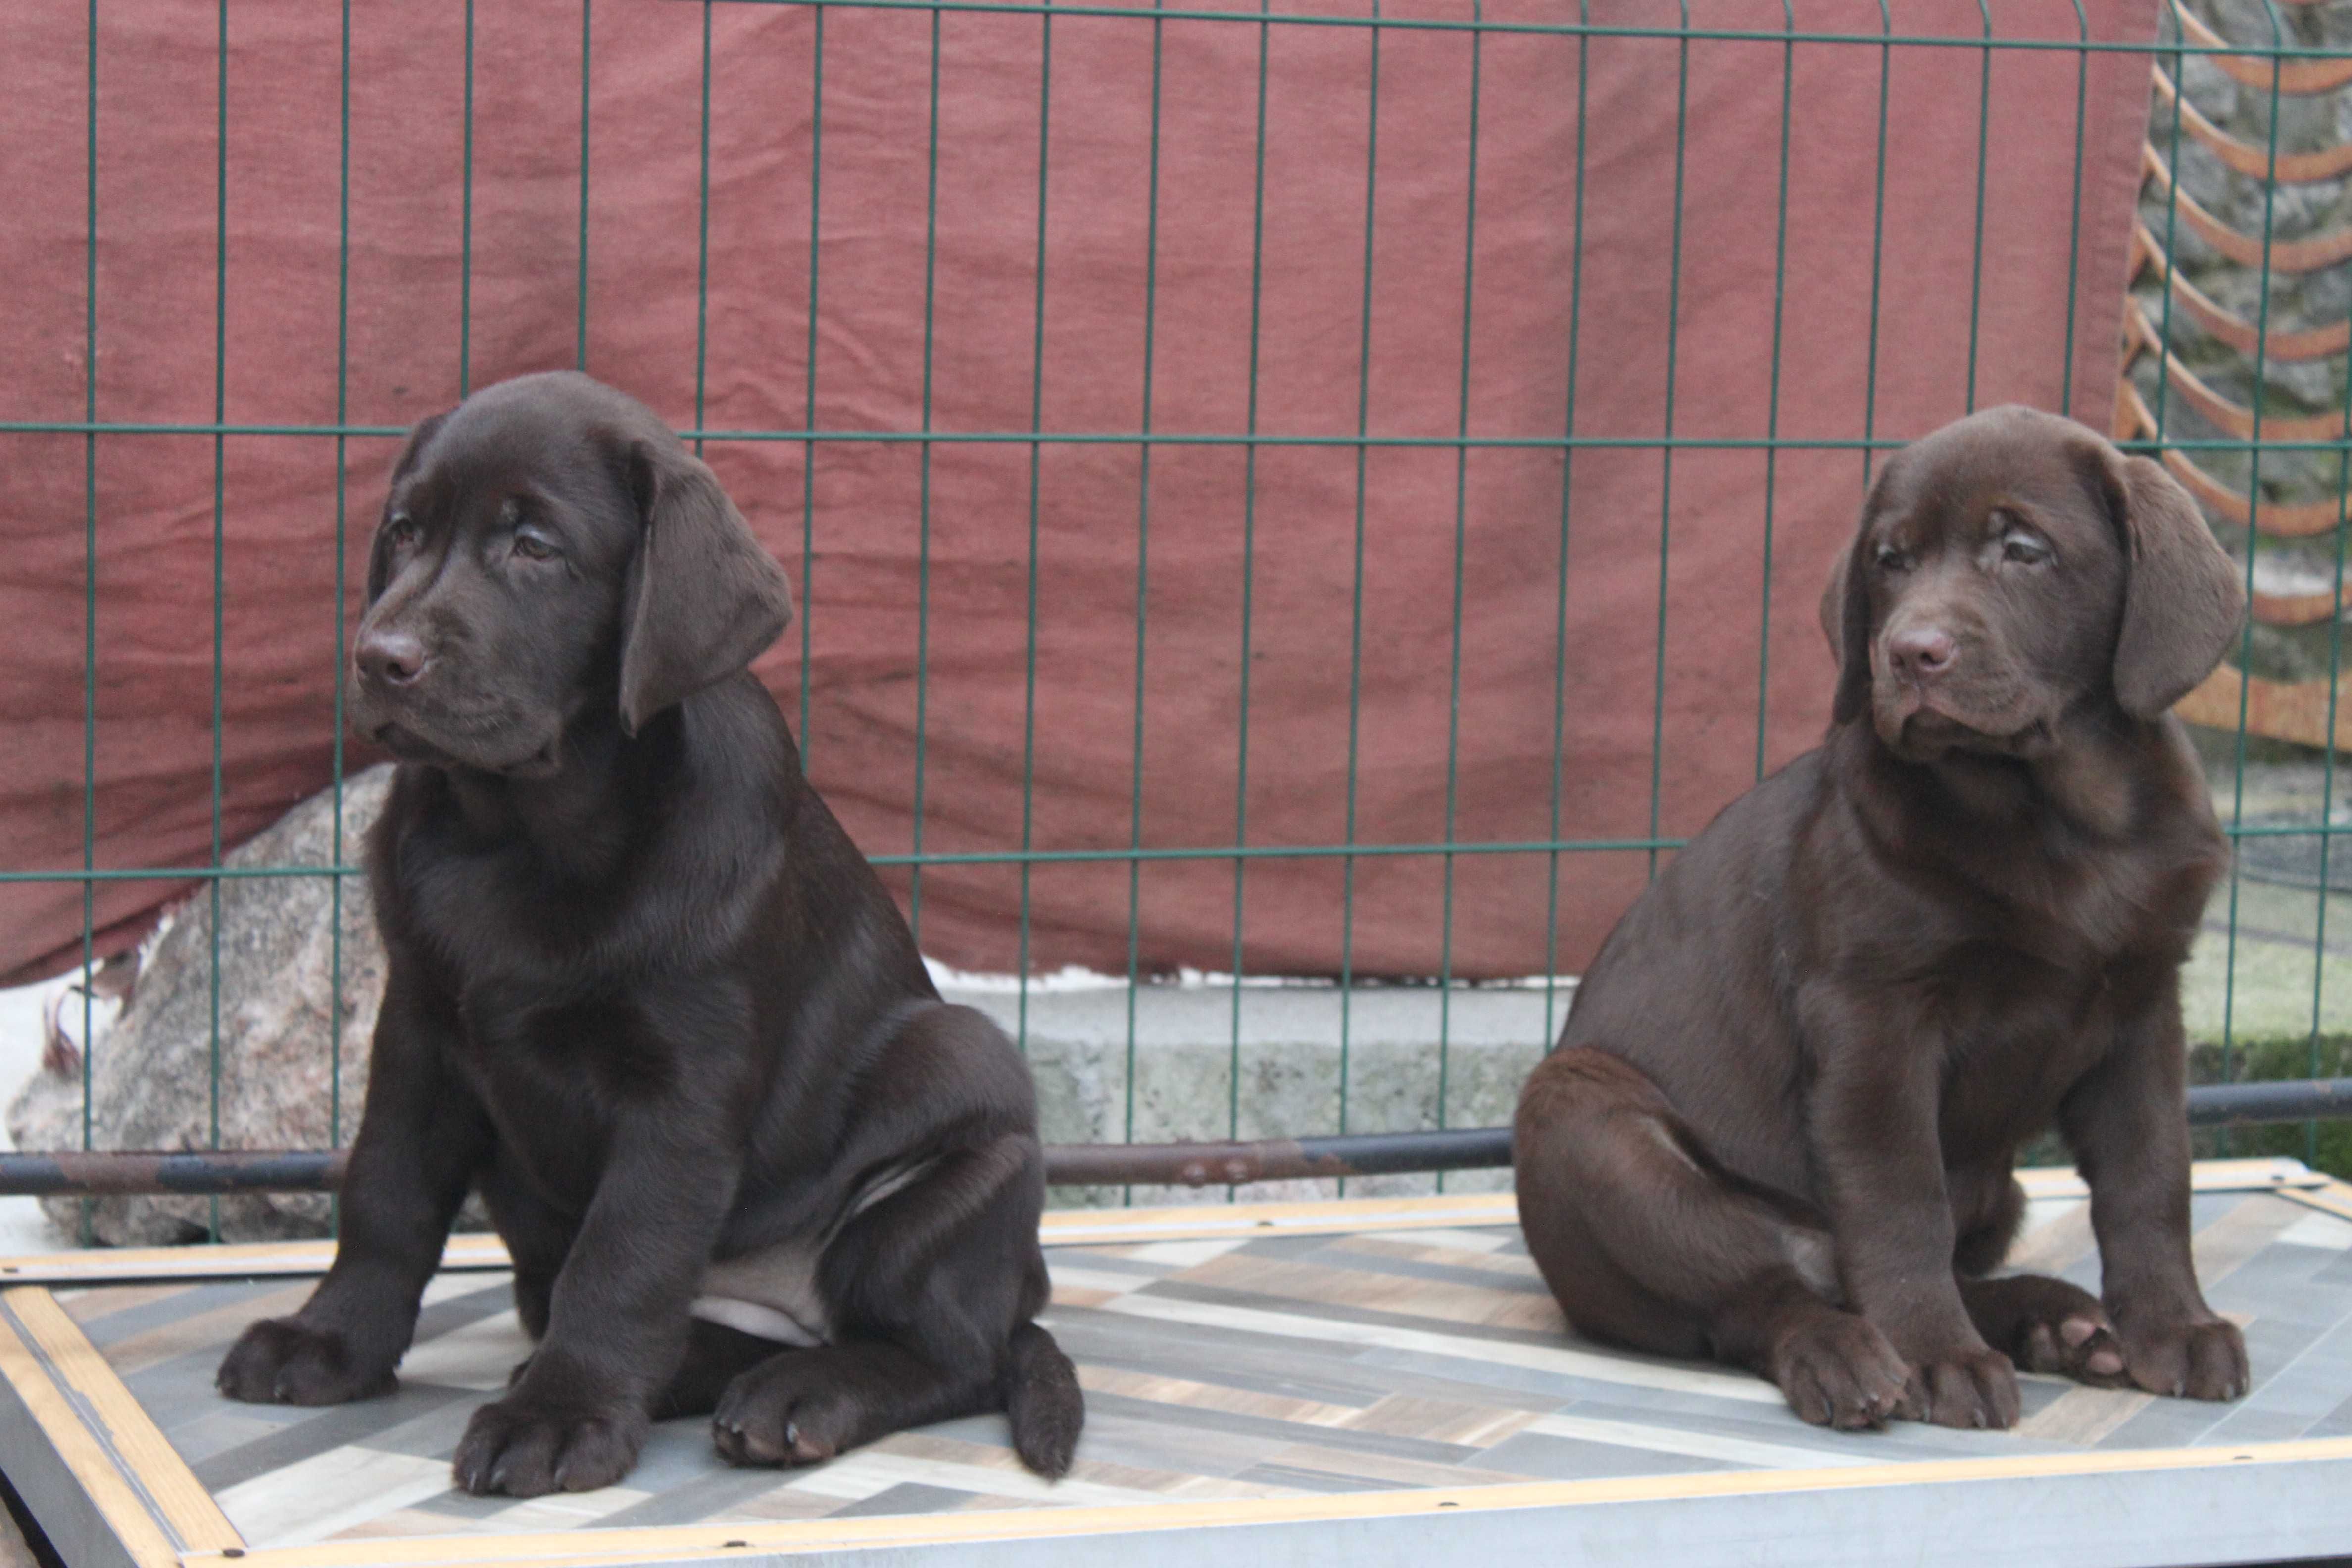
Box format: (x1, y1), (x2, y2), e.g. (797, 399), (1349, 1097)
(355, 627), (429, 687)
(1888, 626), (1956, 680)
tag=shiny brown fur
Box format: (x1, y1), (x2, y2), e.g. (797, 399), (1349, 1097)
(1515, 406), (2250, 1431)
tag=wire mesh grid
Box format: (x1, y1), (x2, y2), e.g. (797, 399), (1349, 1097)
(3, 0), (2352, 1242)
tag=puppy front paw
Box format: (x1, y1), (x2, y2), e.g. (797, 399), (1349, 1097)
(1768, 1312), (1911, 1430)
(216, 1319), (394, 1406)
(452, 1396), (646, 1497)
(1901, 1346), (2020, 1430)
(2116, 1313), (2248, 1401)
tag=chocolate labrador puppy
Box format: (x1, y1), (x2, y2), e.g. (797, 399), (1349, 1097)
(1516, 405), (2249, 1431)
(216, 371), (1083, 1495)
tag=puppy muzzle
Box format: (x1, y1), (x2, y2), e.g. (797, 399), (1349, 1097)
(349, 674), (567, 779)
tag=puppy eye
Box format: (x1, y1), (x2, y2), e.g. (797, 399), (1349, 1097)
(384, 514), (419, 551)
(2001, 532), (2051, 566)
(1873, 544), (1911, 572)
(511, 531), (559, 563)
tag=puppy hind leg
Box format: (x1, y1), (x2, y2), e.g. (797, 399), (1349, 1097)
(475, 1157), (582, 1341)
(1517, 1048), (1825, 1349)
(713, 1133), (1065, 1471)
(1944, 1172), (2125, 1385)
(654, 1321), (784, 1419)
(473, 1156), (579, 1393)
(1516, 1048), (1908, 1429)
(712, 1339), (993, 1468)
(1950, 1173), (2027, 1279)
(1959, 1275), (2127, 1387)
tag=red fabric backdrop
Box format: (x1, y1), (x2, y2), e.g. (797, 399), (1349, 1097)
(1, 0), (2159, 984)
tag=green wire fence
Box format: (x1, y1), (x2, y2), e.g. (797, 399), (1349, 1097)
(5, 0), (2352, 1248)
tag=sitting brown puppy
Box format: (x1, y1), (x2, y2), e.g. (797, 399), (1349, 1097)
(216, 372), (1082, 1494)
(1515, 405), (2249, 1431)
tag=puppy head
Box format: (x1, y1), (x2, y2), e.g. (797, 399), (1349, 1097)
(350, 371), (795, 776)
(1817, 405), (2242, 762)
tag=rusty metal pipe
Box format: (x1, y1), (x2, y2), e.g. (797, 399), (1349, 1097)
(0, 1148), (352, 1198)
(2183, 1075), (2352, 1127)
(0, 1130), (1515, 1198)
(0, 1079), (2342, 1199)
(1043, 1127), (1515, 1188)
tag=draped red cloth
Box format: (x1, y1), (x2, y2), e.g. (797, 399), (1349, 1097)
(1, 0), (2159, 984)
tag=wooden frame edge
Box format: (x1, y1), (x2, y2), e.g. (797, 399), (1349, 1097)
(0, 1234), (515, 1289)
(2281, 1179), (2352, 1224)
(2, 1290), (239, 1552)
(0, 1290), (191, 1568)
(176, 1436), (2352, 1568)
(0, 1170), (2339, 1564)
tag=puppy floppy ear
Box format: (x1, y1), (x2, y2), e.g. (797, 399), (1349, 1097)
(616, 439), (796, 736)
(2099, 447), (2244, 718)
(1822, 477), (1887, 726)
(1824, 534), (1874, 725)
(366, 410), (448, 602)
(1817, 548), (1848, 674)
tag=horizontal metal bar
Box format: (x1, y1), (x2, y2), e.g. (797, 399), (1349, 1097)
(0, 419), (2346, 457)
(1047, 1127), (1514, 1187)
(3, 1082), (2342, 1199)
(2185, 1076), (2352, 1127)
(0, 1149), (352, 1197)
(687, 0), (2343, 62)
(0, 836), (1693, 886)
(0, 866), (358, 886)
(16, 820), (2352, 889)
(0, 1139), (1514, 1197)
(0, 420), (411, 439)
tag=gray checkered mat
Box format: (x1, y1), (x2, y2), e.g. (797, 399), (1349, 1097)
(58, 1183), (2352, 1549)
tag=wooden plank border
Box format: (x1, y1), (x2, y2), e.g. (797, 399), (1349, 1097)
(0, 1165), (2341, 1567)
(3, 1289), (239, 1553)
(2279, 1178), (2352, 1225)
(174, 1436), (2352, 1568)
(0, 1233), (514, 1289)
(0, 1290), (211, 1568)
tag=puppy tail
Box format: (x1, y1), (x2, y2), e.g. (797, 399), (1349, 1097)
(1003, 1321), (1084, 1479)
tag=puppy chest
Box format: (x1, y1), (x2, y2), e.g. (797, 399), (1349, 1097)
(449, 996), (686, 1200)
(458, 993), (677, 1099)
(1932, 973), (2148, 1145)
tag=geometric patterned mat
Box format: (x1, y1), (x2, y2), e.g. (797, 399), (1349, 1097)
(44, 1165), (2352, 1552)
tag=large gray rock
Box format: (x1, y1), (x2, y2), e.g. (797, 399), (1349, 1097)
(5, 764), (1552, 1244)
(7, 767), (393, 1244)
(952, 977), (1554, 1205)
